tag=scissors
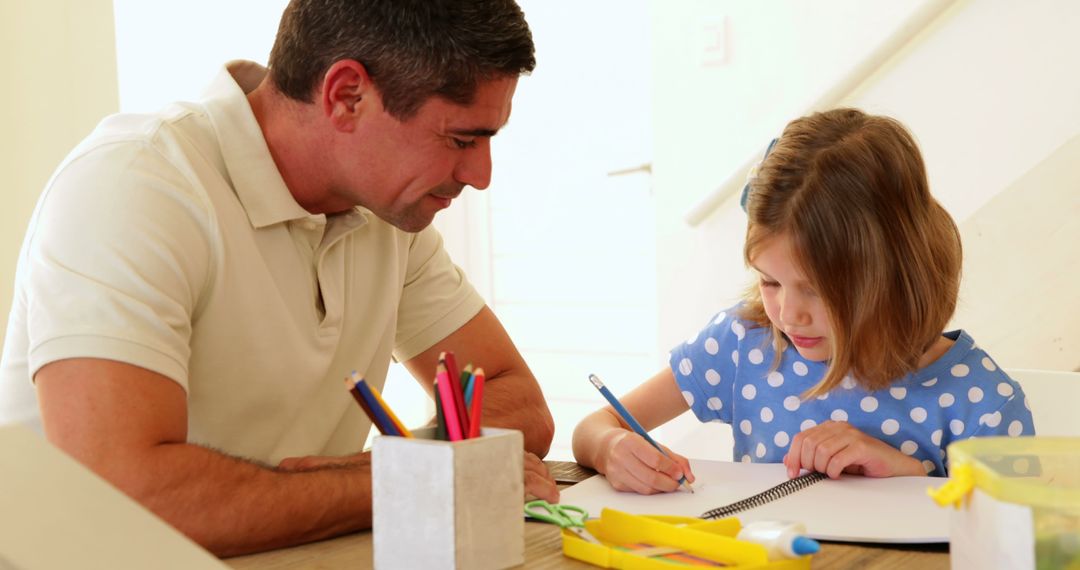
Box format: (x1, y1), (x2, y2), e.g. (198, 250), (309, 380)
(524, 500), (602, 544)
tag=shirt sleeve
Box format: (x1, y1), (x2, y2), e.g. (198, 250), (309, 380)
(23, 140), (213, 389)
(668, 306), (743, 425)
(392, 226), (485, 362)
(970, 382), (1036, 438)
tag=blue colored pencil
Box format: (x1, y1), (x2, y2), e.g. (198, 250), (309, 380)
(352, 374), (402, 437)
(588, 373), (694, 493)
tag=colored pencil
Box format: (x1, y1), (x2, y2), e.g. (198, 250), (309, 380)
(344, 376), (386, 434)
(436, 363), (464, 441)
(462, 365), (475, 407)
(439, 351), (470, 436)
(467, 368), (486, 439)
(588, 373), (694, 493)
(353, 375), (402, 437)
(364, 378), (413, 438)
(434, 379), (448, 441)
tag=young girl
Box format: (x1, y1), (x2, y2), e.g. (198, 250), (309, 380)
(572, 108), (1035, 495)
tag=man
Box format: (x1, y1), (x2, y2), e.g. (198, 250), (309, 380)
(0, 0), (556, 556)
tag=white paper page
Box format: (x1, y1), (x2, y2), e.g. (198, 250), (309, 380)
(0, 425), (228, 569)
(560, 460), (948, 543)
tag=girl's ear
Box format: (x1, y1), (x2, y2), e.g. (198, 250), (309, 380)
(319, 59), (378, 132)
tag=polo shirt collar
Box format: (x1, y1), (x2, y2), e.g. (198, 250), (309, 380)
(200, 60), (368, 230)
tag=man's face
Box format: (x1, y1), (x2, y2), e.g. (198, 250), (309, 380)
(330, 76), (518, 232)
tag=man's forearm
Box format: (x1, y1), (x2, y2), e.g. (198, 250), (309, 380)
(478, 372), (554, 457)
(120, 443), (371, 557)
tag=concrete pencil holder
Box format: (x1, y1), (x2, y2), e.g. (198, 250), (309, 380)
(372, 427), (524, 570)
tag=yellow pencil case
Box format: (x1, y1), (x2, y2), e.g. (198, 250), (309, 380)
(561, 508), (812, 569)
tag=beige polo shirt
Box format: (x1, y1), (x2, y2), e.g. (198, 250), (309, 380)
(0, 61), (485, 463)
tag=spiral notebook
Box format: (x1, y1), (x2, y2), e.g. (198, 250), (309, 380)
(559, 459), (948, 543)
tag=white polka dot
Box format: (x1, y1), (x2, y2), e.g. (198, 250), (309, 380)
(968, 387), (984, 403)
(741, 454), (752, 463)
(922, 378), (938, 387)
(783, 396), (801, 411)
(707, 397), (723, 411)
(939, 393), (955, 408)
(910, 407), (928, 423)
(900, 441), (918, 455)
(841, 376), (857, 390)
(686, 331), (699, 344)
(678, 358), (693, 376)
(981, 357), (996, 371)
(713, 311), (727, 325)
(816, 393), (829, 400)
(881, 419), (900, 435)
(950, 419), (965, 436)
(831, 409), (848, 422)
(800, 419), (817, 431)
(774, 431), (790, 447)
(951, 364), (970, 378)
(997, 383), (1014, 397)
(732, 350), (740, 366)
(793, 361), (809, 376)
(760, 407), (774, 423)
(1024, 396), (1031, 411)
(1013, 457), (1031, 475)
(890, 387), (907, 400)
(980, 411), (1002, 428)
(755, 443), (767, 458)
(704, 338), (719, 355)
(682, 391), (695, 407)
(732, 321), (746, 340)
(939, 449), (947, 460)
(860, 397), (879, 413)
(705, 369), (721, 386)
(1008, 421), (1024, 437)
(767, 371), (784, 387)
(748, 348), (764, 365)
(922, 460), (936, 474)
(930, 429), (943, 446)
(742, 384), (757, 400)
(740, 420), (752, 435)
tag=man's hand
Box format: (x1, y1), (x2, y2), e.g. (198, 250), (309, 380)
(524, 452), (559, 503)
(784, 420), (926, 479)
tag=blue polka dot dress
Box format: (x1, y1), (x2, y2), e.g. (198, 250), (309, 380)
(669, 305), (1035, 476)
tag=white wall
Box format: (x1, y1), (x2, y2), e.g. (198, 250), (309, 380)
(1, 1), (119, 351)
(649, 0), (1080, 455)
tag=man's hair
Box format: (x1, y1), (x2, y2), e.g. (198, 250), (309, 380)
(268, 0), (535, 120)
(740, 108), (962, 397)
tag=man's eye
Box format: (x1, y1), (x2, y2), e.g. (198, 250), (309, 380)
(451, 138), (476, 149)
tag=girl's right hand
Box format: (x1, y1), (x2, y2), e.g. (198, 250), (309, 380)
(597, 429), (695, 494)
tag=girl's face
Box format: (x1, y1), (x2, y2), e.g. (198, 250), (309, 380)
(751, 233), (832, 362)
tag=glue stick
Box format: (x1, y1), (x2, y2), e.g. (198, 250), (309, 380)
(736, 521), (820, 560)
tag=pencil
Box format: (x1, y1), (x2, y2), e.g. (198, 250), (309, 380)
(467, 367), (486, 439)
(439, 351), (470, 436)
(344, 376), (385, 434)
(588, 373), (695, 493)
(353, 375), (402, 437)
(434, 379), (448, 441)
(461, 364), (475, 406)
(436, 363), (464, 441)
(364, 378), (413, 438)
(345, 372), (398, 436)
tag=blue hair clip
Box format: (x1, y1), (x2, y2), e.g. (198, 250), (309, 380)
(740, 137), (779, 213)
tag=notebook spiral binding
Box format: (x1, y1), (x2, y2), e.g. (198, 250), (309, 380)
(699, 471), (828, 520)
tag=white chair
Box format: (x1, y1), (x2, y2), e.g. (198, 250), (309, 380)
(1006, 368), (1080, 437)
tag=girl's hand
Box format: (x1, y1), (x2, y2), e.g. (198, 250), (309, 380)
(597, 430), (695, 494)
(783, 420), (925, 479)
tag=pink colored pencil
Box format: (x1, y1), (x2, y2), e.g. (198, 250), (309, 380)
(436, 363), (464, 441)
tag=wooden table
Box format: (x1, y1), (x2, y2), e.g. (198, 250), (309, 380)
(225, 462), (950, 569)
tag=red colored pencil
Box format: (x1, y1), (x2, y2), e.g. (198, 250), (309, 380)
(439, 351), (470, 436)
(467, 367), (486, 439)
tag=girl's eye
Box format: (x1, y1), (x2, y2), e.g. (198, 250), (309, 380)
(760, 279), (779, 288)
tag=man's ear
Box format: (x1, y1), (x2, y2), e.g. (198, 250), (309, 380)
(320, 59), (377, 132)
